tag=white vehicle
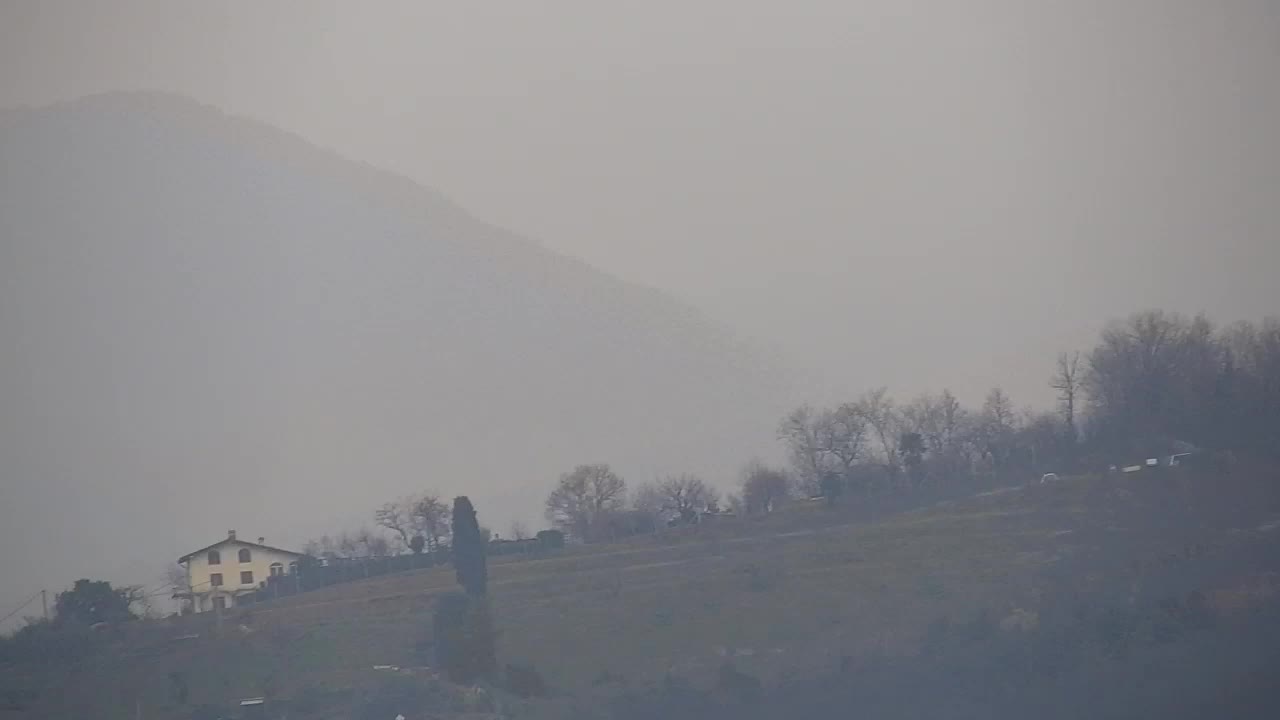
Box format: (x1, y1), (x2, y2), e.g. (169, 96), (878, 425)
(1040, 473), (1060, 484)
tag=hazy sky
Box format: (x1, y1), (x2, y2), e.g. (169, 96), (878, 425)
(4, 0), (1278, 404)
(1, 1), (1278, 621)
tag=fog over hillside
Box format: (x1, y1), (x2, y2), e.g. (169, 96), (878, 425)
(0, 93), (791, 612)
(2, 0), (1278, 633)
(4, 1), (1276, 414)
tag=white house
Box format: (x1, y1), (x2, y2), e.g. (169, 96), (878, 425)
(175, 530), (303, 613)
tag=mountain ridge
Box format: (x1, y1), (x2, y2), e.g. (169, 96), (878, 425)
(0, 91), (792, 616)
(0, 91), (737, 340)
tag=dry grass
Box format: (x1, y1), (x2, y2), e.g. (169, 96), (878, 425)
(6, 468), (1277, 718)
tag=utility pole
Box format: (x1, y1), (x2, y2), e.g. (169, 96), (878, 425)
(41, 590), (48, 621)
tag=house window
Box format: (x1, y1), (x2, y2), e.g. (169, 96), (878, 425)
(289, 561), (299, 575)
(238, 548), (252, 563)
(240, 570), (254, 585)
(269, 562), (284, 577)
(210, 573), (223, 587)
(213, 596), (227, 610)
(208, 550), (221, 565)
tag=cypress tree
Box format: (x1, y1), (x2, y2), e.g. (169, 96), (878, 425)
(452, 496), (488, 596)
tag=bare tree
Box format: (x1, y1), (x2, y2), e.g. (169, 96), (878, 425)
(740, 460), (790, 514)
(1220, 317), (1280, 453)
(508, 521), (530, 541)
(973, 387), (1017, 472)
(656, 474), (721, 523)
(1050, 351), (1081, 438)
(725, 492), (745, 516)
(818, 403), (868, 484)
(414, 494), (451, 553)
(631, 481), (669, 524)
(304, 535), (342, 560)
(545, 463), (627, 542)
(352, 527), (392, 558)
(165, 563), (191, 613)
(778, 405), (860, 495)
(336, 532), (361, 558)
(983, 388), (1016, 430)
(374, 492), (450, 553)
(901, 390), (968, 482)
(1084, 311), (1220, 455)
(313, 529), (393, 559)
(777, 405), (826, 493)
(301, 538), (322, 557)
(1016, 409), (1065, 474)
(374, 498), (416, 550)
(546, 474), (592, 541)
(123, 584), (155, 620)
(933, 390), (966, 456)
(164, 563), (189, 594)
(854, 387), (901, 474)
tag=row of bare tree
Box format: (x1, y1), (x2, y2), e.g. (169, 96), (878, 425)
(540, 310), (1280, 544)
(306, 311), (1278, 552)
(297, 494), (456, 559)
(775, 383), (1075, 497)
(776, 310), (1280, 497)
(533, 355), (1072, 542)
(1082, 312), (1280, 461)
(542, 464), (736, 543)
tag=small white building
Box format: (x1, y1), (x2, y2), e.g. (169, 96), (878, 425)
(175, 530), (302, 613)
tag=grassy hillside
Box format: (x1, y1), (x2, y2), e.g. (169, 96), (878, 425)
(4, 466), (1279, 718)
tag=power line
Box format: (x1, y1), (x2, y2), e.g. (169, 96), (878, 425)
(0, 590), (44, 626)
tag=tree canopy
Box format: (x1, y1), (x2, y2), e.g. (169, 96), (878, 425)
(54, 579), (137, 626)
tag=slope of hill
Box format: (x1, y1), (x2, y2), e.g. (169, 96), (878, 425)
(0, 92), (792, 611)
(4, 466), (1278, 718)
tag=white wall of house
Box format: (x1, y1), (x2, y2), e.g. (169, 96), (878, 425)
(181, 534), (300, 612)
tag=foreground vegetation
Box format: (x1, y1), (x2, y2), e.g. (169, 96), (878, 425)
(4, 460), (1278, 718)
(5, 308), (1278, 717)
(312, 309), (1280, 559)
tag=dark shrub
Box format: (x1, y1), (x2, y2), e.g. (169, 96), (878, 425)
(432, 592), (497, 684)
(536, 529), (565, 550)
(433, 592), (468, 673)
(0, 618), (98, 666)
(54, 579), (136, 626)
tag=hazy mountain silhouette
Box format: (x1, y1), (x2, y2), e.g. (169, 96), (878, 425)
(0, 92), (790, 601)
